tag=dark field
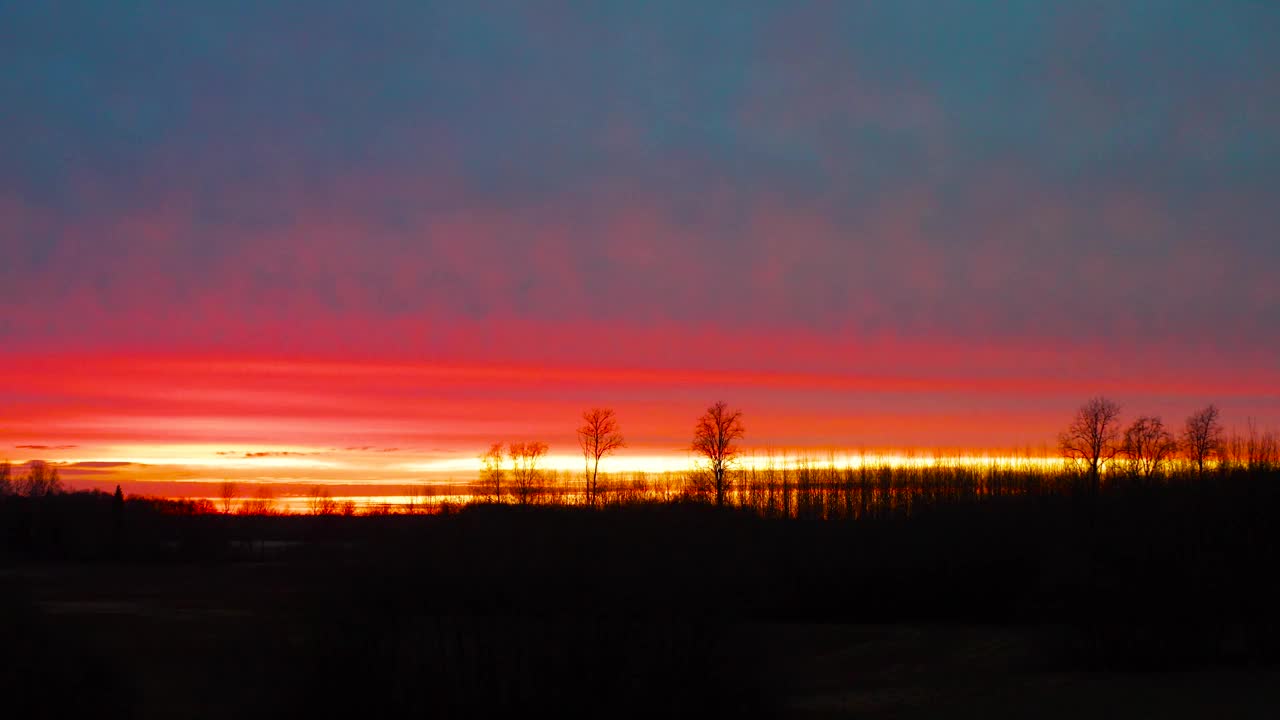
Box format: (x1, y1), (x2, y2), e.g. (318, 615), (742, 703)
(3, 471), (1279, 718)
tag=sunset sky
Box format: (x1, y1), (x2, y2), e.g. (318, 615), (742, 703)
(2, 2), (1278, 497)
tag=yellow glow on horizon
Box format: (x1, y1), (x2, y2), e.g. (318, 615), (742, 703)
(34, 441), (1071, 492)
(398, 451), (1065, 475)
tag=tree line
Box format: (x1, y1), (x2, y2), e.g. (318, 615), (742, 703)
(4, 398), (1276, 516)
(452, 396), (1275, 521)
(0, 459), (63, 498)
(1059, 398), (1278, 486)
(474, 402), (746, 509)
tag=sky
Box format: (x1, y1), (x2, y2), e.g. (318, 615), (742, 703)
(2, 1), (1278, 497)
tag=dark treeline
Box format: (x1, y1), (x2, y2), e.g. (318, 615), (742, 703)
(2, 398), (1279, 717)
(455, 397), (1277, 516)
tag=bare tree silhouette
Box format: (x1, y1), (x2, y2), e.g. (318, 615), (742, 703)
(1058, 397), (1122, 491)
(1120, 416), (1177, 480)
(239, 486), (278, 515)
(306, 485), (338, 515)
(691, 401), (745, 507)
(406, 483), (429, 514)
(16, 460), (62, 498)
(1229, 418), (1279, 472)
(1182, 404), (1223, 476)
(577, 408), (626, 507)
(509, 441), (548, 505)
(0, 461), (11, 495)
(481, 443), (506, 502)
(218, 481), (238, 515)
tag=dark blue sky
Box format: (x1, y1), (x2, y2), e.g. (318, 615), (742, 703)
(2, 1), (1277, 359)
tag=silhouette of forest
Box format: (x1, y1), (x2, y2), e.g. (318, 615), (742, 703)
(3, 398), (1279, 718)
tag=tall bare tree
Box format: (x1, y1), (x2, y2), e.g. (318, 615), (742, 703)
(306, 485), (338, 515)
(240, 486), (278, 515)
(508, 441), (548, 505)
(1182, 404), (1223, 476)
(406, 483), (429, 514)
(691, 401), (745, 507)
(1058, 397), (1122, 490)
(17, 460), (62, 498)
(480, 443), (506, 502)
(1120, 416), (1176, 480)
(577, 408), (626, 507)
(218, 480), (239, 514)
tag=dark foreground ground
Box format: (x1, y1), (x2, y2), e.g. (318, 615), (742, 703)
(3, 484), (1279, 718)
(4, 562), (1280, 719)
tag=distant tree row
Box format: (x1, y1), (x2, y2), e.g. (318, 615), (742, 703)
(4, 397), (1272, 516)
(479, 402), (745, 507)
(208, 481), (360, 517)
(0, 460), (63, 498)
(471, 397), (1268, 510)
(1059, 398), (1277, 490)
(479, 441), (550, 505)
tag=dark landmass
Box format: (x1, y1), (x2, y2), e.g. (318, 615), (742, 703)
(2, 468), (1279, 718)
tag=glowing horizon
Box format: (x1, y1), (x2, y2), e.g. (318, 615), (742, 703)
(4, 350), (1274, 499)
